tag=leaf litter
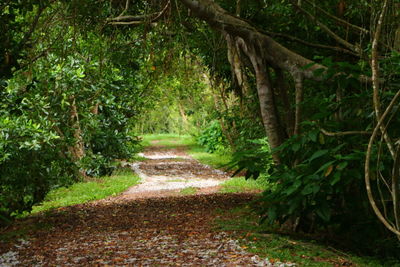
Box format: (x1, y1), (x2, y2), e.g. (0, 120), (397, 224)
(0, 145), (296, 266)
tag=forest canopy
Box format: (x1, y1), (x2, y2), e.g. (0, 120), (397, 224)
(1, 0), (400, 258)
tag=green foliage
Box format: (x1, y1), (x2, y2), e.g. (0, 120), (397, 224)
(0, 112), (76, 223)
(216, 206), (388, 267)
(261, 129), (366, 226)
(229, 138), (273, 179)
(197, 120), (228, 153)
(0, 2), (148, 223)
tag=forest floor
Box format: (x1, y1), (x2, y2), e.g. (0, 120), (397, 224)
(0, 141), (283, 266)
(0, 138), (385, 267)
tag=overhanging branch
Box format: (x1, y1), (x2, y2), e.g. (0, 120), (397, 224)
(290, 0), (361, 54)
(107, 0), (170, 25)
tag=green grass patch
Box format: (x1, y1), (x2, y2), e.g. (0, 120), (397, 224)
(130, 154), (148, 161)
(179, 187), (198, 195)
(141, 134), (194, 148)
(215, 206), (386, 267)
(31, 168), (140, 214)
(187, 145), (232, 169)
(219, 177), (265, 193)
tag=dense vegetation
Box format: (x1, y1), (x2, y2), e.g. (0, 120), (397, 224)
(1, 0), (400, 260)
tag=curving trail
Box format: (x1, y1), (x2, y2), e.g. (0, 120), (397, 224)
(0, 142), (280, 266)
(119, 144), (230, 199)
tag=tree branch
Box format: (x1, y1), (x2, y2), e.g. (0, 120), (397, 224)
(302, 0), (369, 34)
(20, 5), (46, 49)
(265, 31), (359, 57)
(290, 0), (361, 54)
(320, 128), (371, 136)
(108, 0), (170, 25)
(371, 0), (395, 158)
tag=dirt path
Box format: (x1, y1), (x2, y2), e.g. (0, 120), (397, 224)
(0, 143), (292, 266)
(118, 144), (229, 199)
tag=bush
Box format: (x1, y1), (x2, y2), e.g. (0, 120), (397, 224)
(197, 120), (227, 153)
(0, 116), (76, 224)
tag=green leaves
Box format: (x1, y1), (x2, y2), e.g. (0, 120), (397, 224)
(307, 149), (329, 162)
(197, 120), (228, 153)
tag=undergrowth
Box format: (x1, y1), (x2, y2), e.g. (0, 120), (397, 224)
(30, 168), (140, 214)
(215, 205), (389, 267)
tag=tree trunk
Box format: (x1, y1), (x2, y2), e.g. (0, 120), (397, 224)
(275, 68), (294, 137)
(293, 74), (304, 136)
(178, 0), (327, 81)
(68, 95), (86, 177)
(237, 39), (284, 162)
(225, 33), (250, 98)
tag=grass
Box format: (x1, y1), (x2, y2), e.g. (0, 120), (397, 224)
(179, 187), (198, 195)
(31, 168), (140, 214)
(141, 134), (193, 148)
(219, 177), (265, 193)
(215, 206), (385, 267)
(187, 145), (233, 169)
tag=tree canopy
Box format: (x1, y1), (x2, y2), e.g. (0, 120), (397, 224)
(1, 0), (400, 258)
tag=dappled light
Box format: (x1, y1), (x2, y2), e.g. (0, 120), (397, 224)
(1, 0), (400, 265)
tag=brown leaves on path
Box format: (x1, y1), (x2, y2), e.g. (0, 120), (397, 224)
(1, 193), (267, 266)
(0, 143), (271, 266)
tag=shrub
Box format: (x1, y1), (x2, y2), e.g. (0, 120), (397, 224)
(197, 120), (227, 153)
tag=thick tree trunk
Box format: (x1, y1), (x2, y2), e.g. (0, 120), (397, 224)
(275, 68), (294, 137)
(237, 39), (284, 162)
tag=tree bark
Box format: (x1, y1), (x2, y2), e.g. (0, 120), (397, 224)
(237, 38), (284, 162)
(225, 33), (250, 97)
(274, 68), (294, 137)
(178, 0), (327, 81)
(68, 96), (85, 177)
(293, 74), (304, 136)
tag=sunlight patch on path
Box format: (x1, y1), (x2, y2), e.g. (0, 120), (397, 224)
(124, 149), (229, 195)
